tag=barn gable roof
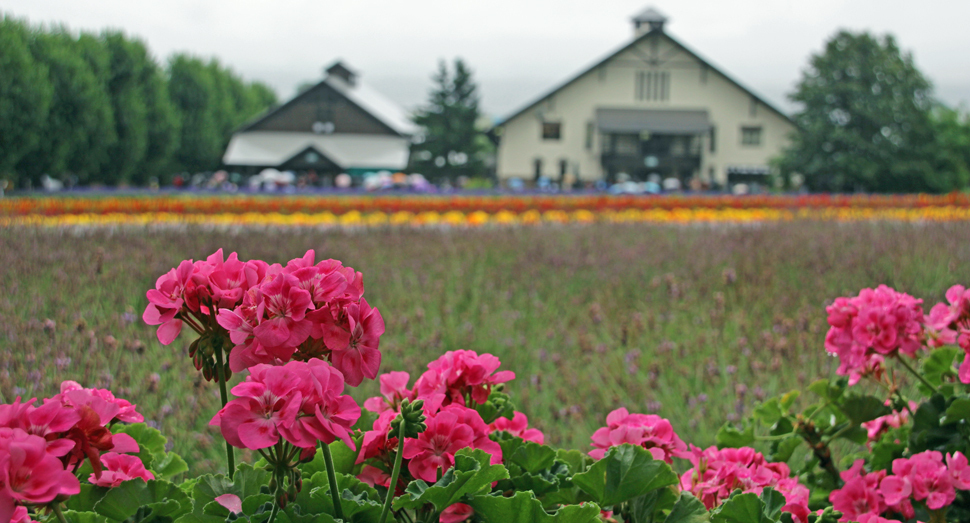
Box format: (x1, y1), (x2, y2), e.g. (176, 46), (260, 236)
(496, 29), (794, 128)
(238, 62), (418, 137)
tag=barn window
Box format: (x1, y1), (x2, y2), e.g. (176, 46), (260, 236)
(636, 71), (669, 101)
(542, 122), (561, 140)
(741, 126), (762, 146)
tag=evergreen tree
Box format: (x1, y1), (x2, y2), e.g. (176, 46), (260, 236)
(0, 16), (52, 186)
(411, 59), (488, 179)
(776, 31), (940, 192)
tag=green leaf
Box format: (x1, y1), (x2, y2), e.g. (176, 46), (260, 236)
(467, 490), (601, 523)
(473, 390), (516, 425)
(943, 397), (970, 424)
(715, 422), (755, 448)
(555, 449), (592, 475)
(759, 488), (785, 521)
(508, 461), (571, 498)
(572, 444), (679, 507)
(511, 440), (557, 473)
(393, 448), (509, 512)
(753, 398), (784, 426)
(839, 394), (891, 425)
(834, 425), (869, 445)
(242, 493), (276, 515)
(151, 451), (189, 481)
(909, 395), (965, 452)
(113, 423), (187, 481)
(305, 472), (385, 522)
(179, 464), (272, 523)
(664, 493), (710, 523)
(807, 378), (846, 402)
(62, 511), (110, 523)
(768, 436), (802, 463)
(779, 391), (801, 413)
(65, 484), (110, 513)
(94, 479), (191, 521)
(113, 423), (166, 469)
(922, 347), (959, 390)
(630, 488), (678, 523)
(300, 440), (360, 477)
(710, 491), (773, 523)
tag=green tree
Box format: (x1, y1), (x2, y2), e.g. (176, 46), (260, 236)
(411, 58), (488, 179)
(168, 54), (222, 173)
(100, 31), (154, 185)
(0, 15), (52, 186)
(15, 29), (116, 186)
(777, 31), (941, 193)
(135, 66), (180, 185)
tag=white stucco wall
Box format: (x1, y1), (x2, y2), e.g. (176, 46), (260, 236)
(495, 31), (797, 185)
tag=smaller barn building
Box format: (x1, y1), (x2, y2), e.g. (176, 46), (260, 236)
(223, 62), (417, 175)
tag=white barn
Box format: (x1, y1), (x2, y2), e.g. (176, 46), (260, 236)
(223, 62), (418, 175)
(493, 8), (797, 188)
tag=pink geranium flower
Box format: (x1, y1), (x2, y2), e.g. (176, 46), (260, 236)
(143, 259), (195, 344)
(403, 404), (502, 482)
(252, 272), (314, 351)
(320, 298), (385, 387)
(825, 286), (924, 384)
(211, 360), (360, 452)
(489, 411), (545, 444)
(589, 408), (688, 463)
(681, 445), (810, 522)
(414, 350), (515, 406)
(0, 429), (80, 523)
(89, 452), (155, 487)
(440, 503), (473, 523)
(363, 372), (415, 414)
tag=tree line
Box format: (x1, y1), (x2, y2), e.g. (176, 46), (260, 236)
(0, 14), (277, 189)
(776, 31), (970, 193)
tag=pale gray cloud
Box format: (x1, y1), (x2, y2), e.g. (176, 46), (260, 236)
(4, 0), (969, 118)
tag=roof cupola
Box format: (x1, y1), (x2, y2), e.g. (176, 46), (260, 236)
(632, 7), (668, 36)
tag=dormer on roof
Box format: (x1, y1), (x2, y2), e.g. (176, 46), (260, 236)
(632, 7), (668, 36)
(325, 61), (357, 86)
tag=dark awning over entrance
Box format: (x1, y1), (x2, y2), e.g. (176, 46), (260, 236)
(595, 108), (711, 134)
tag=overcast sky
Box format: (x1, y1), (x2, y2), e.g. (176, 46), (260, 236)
(3, 0), (970, 120)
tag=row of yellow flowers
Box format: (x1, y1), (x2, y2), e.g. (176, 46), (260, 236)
(6, 206), (970, 228)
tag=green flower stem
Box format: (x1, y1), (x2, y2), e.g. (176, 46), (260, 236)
(321, 441), (345, 521)
(896, 355), (938, 394)
(379, 429), (406, 523)
(213, 343), (235, 479)
(52, 503), (69, 523)
(266, 487), (281, 523)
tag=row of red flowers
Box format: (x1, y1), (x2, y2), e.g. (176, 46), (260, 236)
(4, 192), (970, 217)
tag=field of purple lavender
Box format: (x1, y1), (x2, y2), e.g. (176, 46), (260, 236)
(3, 222), (969, 474)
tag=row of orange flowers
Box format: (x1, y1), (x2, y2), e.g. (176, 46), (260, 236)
(4, 192), (970, 217)
(6, 206), (970, 228)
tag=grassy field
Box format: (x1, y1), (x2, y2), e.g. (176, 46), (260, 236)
(3, 221), (970, 474)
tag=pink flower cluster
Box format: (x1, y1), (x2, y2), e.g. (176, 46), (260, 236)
(144, 249), (263, 345)
(210, 359), (361, 454)
(588, 408), (688, 463)
(144, 249), (384, 387)
(830, 452), (970, 522)
(0, 382), (149, 521)
(357, 352), (539, 488)
(861, 400), (915, 444)
(825, 285), (925, 385)
(681, 446), (811, 523)
(925, 284), (970, 382)
(215, 250), (383, 386)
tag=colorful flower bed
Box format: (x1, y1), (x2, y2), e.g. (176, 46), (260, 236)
(8, 247), (970, 522)
(5, 193), (970, 227)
